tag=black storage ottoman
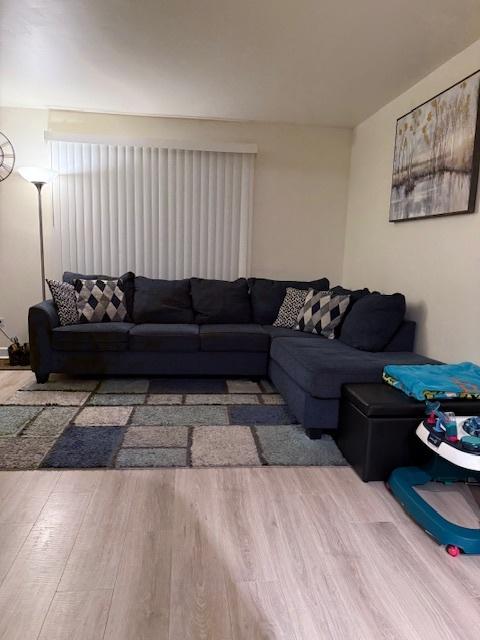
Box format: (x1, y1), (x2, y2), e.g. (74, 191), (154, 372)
(336, 383), (480, 482)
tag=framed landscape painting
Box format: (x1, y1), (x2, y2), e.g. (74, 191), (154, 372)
(389, 69), (480, 222)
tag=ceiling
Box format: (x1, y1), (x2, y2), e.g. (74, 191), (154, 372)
(1, 0), (480, 127)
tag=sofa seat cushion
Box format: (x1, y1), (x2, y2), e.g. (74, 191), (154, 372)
(270, 337), (437, 399)
(129, 324), (200, 352)
(262, 326), (323, 340)
(200, 324), (269, 352)
(52, 322), (134, 352)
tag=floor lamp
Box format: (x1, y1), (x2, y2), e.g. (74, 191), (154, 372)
(18, 167), (57, 301)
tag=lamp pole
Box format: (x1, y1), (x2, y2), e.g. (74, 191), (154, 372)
(34, 182), (46, 301)
(17, 167), (57, 302)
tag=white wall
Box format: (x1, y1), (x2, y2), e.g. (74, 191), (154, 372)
(0, 108), (352, 344)
(0, 108), (54, 348)
(343, 39), (480, 363)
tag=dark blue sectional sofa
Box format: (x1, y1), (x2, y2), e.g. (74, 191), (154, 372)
(28, 273), (435, 434)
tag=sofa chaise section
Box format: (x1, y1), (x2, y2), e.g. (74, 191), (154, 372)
(269, 334), (438, 435)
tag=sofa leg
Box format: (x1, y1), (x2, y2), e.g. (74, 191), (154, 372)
(35, 373), (49, 384)
(306, 428), (323, 440)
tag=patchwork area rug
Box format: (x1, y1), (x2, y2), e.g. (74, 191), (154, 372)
(0, 376), (346, 470)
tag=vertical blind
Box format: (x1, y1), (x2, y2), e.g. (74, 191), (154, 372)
(50, 140), (255, 279)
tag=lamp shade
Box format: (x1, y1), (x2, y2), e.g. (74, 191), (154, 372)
(17, 166), (57, 184)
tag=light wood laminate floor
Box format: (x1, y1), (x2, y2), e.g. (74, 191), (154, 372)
(1, 369), (480, 639)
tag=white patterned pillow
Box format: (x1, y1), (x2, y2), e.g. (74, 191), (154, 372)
(295, 289), (350, 338)
(47, 279), (78, 326)
(74, 279), (127, 323)
(273, 287), (311, 328)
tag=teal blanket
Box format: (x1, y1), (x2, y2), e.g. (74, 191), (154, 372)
(383, 362), (480, 400)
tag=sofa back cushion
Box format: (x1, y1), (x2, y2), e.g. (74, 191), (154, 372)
(190, 278), (251, 324)
(63, 271), (135, 320)
(133, 277), (194, 323)
(329, 285), (370, 336)
(248, 277), (329, 325)
(382, 320), (416, 352)
(339, 292), (406, 352)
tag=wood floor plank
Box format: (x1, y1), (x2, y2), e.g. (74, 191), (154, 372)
(321, 467), (409, 524)
(242, 472), (385, 639)
(0, 491), (92, 640)
(0, 470), (59, 525)
(103, 470), (175, 640)
(243, 469), (424, 640)
(320, 551), (411, 640)
(38, 589), (112, 640)
(231, 471), (346, 640)
(298, 491), (359, 556)
(246, 474), (343, 606)
(0, 370), (34, 403)
(0, 522), (32, 584)
(225, 579), (297, 640)
(58, 470), (136, 592)
(168, 470), (232, 640)
(396, 514), (480, 599)
(218, 466), (313, 497)
(286, 602), (342, 640)
(53, 470), (106, 495)
(217, 475), (278, 584)
(348, 521), (480, 640)
(0, 471), (25, 501)
(269, 497), (378, 640)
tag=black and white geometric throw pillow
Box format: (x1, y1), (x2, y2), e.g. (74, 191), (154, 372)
(273, 287), (312, 328)
(295, 289), (350, 339)
(46, 279), (78, 326)
(74, 279), (127, 323)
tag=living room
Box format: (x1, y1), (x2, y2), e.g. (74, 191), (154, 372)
(1, 1), (480, 638)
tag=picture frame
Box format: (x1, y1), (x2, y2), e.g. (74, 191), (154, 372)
(389, 69), (480, 222)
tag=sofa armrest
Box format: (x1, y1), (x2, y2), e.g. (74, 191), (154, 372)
(28, 300), (60, 375)
(383, 320), (416, 352)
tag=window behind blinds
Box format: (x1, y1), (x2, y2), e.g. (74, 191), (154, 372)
(50, 139), (255, 279)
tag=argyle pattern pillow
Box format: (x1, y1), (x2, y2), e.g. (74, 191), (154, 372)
(74, 279), (127, 323)
(273, 287), (311, 328)
(295, 289), (350, 339)
(47, 279), (78, 326)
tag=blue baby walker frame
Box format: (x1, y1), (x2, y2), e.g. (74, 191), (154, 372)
(388, 403), (480, 557)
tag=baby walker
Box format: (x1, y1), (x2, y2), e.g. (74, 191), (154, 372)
(388, 402), (480, 557)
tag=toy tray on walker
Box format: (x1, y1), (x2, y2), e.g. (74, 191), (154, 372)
(416, 417), (480, 472)
(388, 416), (480, 557)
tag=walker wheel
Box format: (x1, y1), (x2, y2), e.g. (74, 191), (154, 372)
(446, 545), (461, 557)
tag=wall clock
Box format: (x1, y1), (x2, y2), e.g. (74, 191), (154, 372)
(0, 132), (15, 181)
